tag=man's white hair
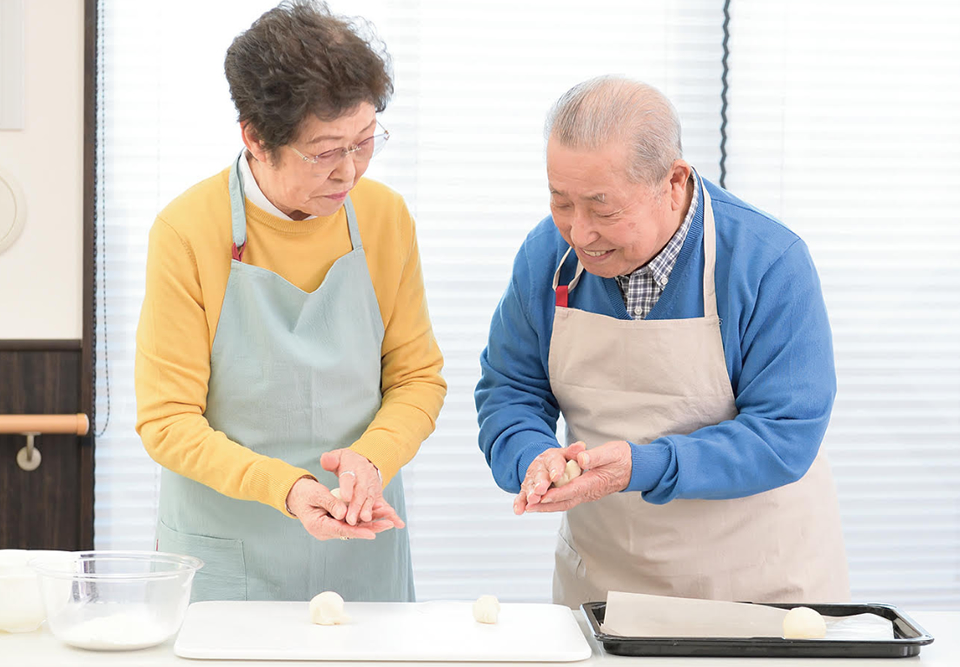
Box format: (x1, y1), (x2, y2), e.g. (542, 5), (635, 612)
(545, 76), (683, 186)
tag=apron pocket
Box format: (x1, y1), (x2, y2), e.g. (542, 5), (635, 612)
(157, 520), (247, 602)
(556, 530), (587, 580)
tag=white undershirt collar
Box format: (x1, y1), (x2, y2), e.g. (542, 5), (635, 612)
(237, 152), (316, 221)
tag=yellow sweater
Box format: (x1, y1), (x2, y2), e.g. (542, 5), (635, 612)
(135, 167), (446, 516)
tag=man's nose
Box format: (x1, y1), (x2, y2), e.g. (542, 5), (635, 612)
(569, 211), (597, 247)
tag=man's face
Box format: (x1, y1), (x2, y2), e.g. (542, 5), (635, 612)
(546, 136), (682, 279)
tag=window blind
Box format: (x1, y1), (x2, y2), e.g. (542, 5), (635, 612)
(96, 0), (718, 602)
(725, 0), (960, 609)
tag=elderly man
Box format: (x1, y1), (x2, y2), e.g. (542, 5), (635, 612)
(475, 76), (849, 608)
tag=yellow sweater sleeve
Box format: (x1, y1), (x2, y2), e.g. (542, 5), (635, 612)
(348, 200), (447, 486)
(135, 217), (313, 517)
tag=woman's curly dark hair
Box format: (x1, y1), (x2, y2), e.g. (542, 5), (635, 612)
(225, 0), (393, 156)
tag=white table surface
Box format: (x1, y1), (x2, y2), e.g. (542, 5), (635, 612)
(1, 610), (956, 667)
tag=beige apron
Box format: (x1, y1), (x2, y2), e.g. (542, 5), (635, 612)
(547, 178), (849, 608)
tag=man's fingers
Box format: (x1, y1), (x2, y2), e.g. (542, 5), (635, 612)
(577, 441), (628, 470)
(514, 491), (529, 515)
(526, 497), (577, 513)
(539, 475), (591, 504)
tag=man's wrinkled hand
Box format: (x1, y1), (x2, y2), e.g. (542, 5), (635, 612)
(524, 440), (632, 513)
(514, 442), (587, 515)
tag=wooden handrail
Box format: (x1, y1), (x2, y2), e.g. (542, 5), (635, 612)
(0, 414), (89, 436)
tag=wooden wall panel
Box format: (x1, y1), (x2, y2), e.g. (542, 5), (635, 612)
(0, 341), (92, 550)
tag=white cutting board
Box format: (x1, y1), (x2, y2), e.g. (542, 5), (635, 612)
(174, 601), (593, 662)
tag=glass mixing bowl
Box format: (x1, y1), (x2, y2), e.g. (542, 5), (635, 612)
(29, 551), (203, 651)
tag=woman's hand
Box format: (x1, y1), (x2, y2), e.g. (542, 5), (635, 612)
(514, 442), (587, 515)
(285, 477), (392, 540)
(320, 449), (405, 529)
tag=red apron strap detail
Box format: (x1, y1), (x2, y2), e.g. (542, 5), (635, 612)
(556, 284), (569, 308)
(232, 242), (245, 262)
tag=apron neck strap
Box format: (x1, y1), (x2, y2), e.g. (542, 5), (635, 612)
(695, 170), (720, 320)
(228, 152), (248, 260)
(552, 247), (585, 307)
(343, 196), (361, 250)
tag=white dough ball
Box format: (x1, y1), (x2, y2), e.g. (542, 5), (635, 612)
(782, 606), (826, 639)
(553, 460), (582, 488)
(310, 591), (348, 625)
(473, 595), (501, 624)
(330, 488), (342, 500)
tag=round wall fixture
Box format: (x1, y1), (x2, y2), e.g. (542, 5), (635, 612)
(0, 168), (27, 255)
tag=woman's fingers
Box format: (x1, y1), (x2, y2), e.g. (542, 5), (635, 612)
(313, 514), (376, 540)
(371, 500), (405, 528)
(359, 494), (375, 523)
(339, 469), (357, 502)
(323, 449), (384, 527)
(288, 477), (346, 521)
(342, 470), (379, 525)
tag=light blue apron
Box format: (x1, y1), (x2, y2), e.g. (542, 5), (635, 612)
(156, 154), (414, 603)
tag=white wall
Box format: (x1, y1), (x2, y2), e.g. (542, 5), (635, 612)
(0, 0), (83, 340)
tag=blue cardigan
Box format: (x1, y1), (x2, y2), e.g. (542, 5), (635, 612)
(475, 176), (837, 504)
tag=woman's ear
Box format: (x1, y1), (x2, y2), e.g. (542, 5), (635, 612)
(241, 122), (269, 163)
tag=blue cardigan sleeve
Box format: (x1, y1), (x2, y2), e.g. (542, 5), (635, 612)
(632, 238), (838, 503)
(475, 246), (562, 493)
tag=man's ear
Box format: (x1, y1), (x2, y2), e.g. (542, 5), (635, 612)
(667, 160), (692, 211)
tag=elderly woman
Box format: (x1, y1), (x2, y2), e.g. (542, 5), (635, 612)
(135, 0), (445, 602)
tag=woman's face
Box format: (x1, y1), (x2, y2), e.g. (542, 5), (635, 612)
(244, 102), (378, 219)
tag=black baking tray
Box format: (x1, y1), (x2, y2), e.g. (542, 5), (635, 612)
(581, 601), (935, 659)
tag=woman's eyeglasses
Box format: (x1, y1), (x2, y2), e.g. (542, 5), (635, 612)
(288, 123), (389, 169)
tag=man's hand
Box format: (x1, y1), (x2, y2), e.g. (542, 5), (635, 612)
(523, 440), (632, 513)
(285, 477), (394, 540)
(514, 442), (587, 515)
(320, 448), (404, 529)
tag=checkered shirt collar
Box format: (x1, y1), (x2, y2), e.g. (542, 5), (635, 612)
(620, 174), (699, 288)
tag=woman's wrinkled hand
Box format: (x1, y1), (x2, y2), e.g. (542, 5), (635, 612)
(320, 449), (405, 530)
(285, 477), (392, 540)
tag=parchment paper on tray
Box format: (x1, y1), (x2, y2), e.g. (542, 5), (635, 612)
(602, 591), (787, 638)
(601, 592), (895, 640)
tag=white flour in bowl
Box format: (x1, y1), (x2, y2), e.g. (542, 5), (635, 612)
(58, 607), (171, 650)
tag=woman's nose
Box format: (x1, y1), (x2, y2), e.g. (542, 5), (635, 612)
(330, 153), (358, 183)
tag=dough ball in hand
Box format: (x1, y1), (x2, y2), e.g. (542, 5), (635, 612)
(310, 591), (349, 626)
(472, 595), (501, 624)
(552, 460), (582, 488)
(782, 606), (826, 639)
